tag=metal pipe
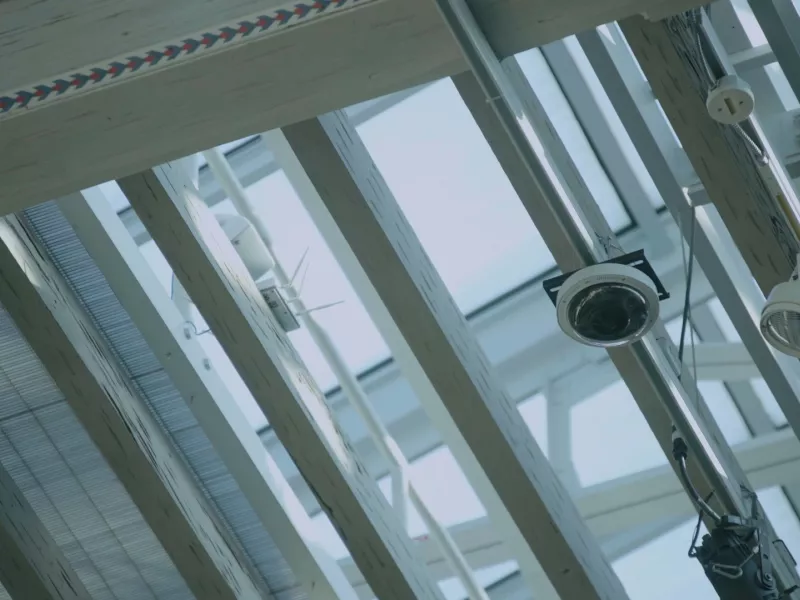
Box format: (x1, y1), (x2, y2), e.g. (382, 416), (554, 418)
(203, 147), (490, 600)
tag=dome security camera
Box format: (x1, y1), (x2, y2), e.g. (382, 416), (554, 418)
(544, 250), (668, 348)
(761, 257), (800, 358)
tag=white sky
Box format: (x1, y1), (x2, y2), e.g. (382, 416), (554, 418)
(124, 30), (800, 599)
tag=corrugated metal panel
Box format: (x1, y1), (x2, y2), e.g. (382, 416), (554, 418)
(0, 309), (192, 600)
(24, 201), (306, 600)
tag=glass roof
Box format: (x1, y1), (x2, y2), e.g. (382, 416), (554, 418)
(117, 0), (800, 596)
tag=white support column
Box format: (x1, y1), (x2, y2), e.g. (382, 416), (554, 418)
(119, 163), (446, 600)
(57, 190), (360, 600)
(0, 215), (266, 600)
(545, 385), (579, 491)
(276, 108), (629, 599)
(0, 462), (92, 600)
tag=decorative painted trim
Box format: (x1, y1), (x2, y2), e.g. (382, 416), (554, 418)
(0, 0), (370, 118)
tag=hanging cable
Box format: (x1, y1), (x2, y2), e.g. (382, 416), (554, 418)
(677, 207), (696, 366)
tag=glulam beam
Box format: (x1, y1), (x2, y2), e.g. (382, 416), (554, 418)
(0, 215), (266, 600)
(1, 0), (705, 212)
(120, 164), (444, 600)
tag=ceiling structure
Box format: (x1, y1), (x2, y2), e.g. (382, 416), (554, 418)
(1, 0), (800, 599)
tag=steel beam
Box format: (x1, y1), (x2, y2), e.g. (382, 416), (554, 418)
(278, 104), (628, 600)
(0, 215), (266, 600)
(58, 190), (359, 600)
(0, 0), (709, 212)
(0, 461), (92, 600)
(120, 163), (445, 600)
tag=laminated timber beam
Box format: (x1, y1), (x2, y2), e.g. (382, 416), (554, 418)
(278, 110), (630, 600)
(1, 0), (705, 212)
(0, 215), (267, 600)
(57, 190), (359, 600)
(0, 461), (92, 600)
(617, 12), (800, 295)
(119, 163), (445, 600)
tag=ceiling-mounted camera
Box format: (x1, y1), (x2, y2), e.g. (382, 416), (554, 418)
(543, 250), (669, 348)
(671, 428), (795, 600)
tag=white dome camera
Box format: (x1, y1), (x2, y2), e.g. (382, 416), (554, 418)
(761, 255), (800, 358)
(215, 213), (275, 281)
(544, 251), (667, 348)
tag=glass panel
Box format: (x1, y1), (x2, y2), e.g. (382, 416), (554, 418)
(664, 313), (750, 443)
(697, 380), (751, 444)
(100, 181), (131, 212)
(515, 48), (631, 229)
(407, 445), (486, 532)
(707, 298), (741, 342)
(752, 378), (789, 427)
(310, 443), (487, 558)
(613, 518), (717, 599)
(571, 380), (665, 486)
(357, 78), (630, 313)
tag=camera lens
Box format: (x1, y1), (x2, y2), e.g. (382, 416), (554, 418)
(568, 283), (649, 345)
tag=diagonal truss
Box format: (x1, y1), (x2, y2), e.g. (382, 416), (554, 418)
(119, 164), (446, 600)
(0, 214), (267, 600)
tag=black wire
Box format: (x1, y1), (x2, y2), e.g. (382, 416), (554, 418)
(688, 490), (716, 557)
(679, 454), (722, 523)
(184, 321), (211, 337)
(677, 208), (697, 366)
